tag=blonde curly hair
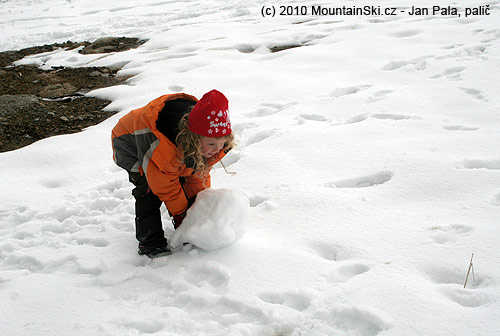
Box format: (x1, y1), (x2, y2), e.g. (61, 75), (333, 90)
(176, 113), (235, 179)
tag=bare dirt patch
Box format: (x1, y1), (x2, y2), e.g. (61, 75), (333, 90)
(0, 37), (145, 152)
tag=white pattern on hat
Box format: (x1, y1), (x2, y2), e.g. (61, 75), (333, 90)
(188, 90), (231, 137)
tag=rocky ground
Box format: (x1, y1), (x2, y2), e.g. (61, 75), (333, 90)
(0, 37), (145, 152)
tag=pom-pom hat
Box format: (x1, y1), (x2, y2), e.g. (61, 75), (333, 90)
(188, 90), (231, 137)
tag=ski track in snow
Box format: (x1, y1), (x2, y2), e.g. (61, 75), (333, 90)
(1, 0), (500, 335)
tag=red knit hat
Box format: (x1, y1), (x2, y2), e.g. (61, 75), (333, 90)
(188, 90), (231, 137)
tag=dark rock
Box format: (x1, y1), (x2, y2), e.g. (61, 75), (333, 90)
(269, 44), (302, 53)
(80, 37), (146, 55)
(40, 83), (78, 98)
(0, 94), (40, 114)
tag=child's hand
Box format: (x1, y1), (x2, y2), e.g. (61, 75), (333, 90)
(172, 212), (186, 229)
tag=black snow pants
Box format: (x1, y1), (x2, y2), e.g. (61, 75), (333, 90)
(128, 172), (167, 248)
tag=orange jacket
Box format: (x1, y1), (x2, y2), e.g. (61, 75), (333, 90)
(112, 93), (229, 215)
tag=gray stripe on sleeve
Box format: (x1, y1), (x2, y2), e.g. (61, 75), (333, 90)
(142, 139), (161, 180)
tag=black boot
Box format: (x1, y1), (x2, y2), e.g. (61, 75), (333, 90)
(138, 243), (172, 258)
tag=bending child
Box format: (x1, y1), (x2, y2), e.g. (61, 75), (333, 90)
(111, 90), (234, 258)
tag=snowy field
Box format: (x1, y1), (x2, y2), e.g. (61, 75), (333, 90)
(1, 0), (500, 335)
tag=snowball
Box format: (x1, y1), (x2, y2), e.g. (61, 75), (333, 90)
(169, 188), (249, 251)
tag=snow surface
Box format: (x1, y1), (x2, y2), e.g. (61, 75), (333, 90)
(1, 0), (500, 335)
(170, 188), (249, 251)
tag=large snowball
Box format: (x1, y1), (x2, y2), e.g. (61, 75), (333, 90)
(169, 188), (250, 251)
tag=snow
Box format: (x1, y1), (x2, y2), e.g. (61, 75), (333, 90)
(170, 188), (249, 250)
(1, 0), (500, 335)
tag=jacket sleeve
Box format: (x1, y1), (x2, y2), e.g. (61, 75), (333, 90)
(145, 150), (189, 216)
(183, 173), (211, 200)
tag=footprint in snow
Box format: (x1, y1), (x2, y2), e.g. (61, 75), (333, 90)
(326, 171), (393, 189)
(308, 241), (363, 261)
(11, 230), (35, 241)
(389, 29), (421, 38)
(380, 60), (410, 71)
(341, 113), (369, 125)
(430, 66), (466, 80)
(168, 85), (184, 92)
(328, 304), (393, 335)
(440, 43), (464, 50)
(72, 236), (110, 248)
(303, 19), (344, 26)
(478, 30), (500, 43)
(76, 258), (108, 276)
(459, 87), (488, 101)
(439, 286), (491, 308)
(244, 102), (292, 117)
(313, 244), (344, 261)
(166, 294), (268, 330)
(424, 264), (483, 288)
(462, 159), (500, 170)
(233, 44), (259, 53)
(118, 318), (165, 335)
(258, 290), (313, 311)
(423, 264), (491, 307)
(41, 221), (80, 234)
(380, 59), (427, 71)
(1, 253), (45, 273)
(0, 206), (37, 227)
(245, 194), (276, 210)
(428, 224), (473, 244)
(246, 194), (269, 207)
(298, 113), (328, 121)
(366, 89), (393, 103)
(435, 44), (487, 61)
(41, 179), (67, 189)
(368, 18), (390, 23)
(296, 113), (328, 124)
(371, 113), (421, 121)
(326, 262), (371, 284)
(373, 90), (393, 98)
(184, 261), (230, 289)
(2, 253), (78, 274)
(336, 23), (365, 31)
(442, 125), (479, 131)
(330, 85), (371, 99)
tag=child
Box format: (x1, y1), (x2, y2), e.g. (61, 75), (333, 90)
(112, 90), (234, 258)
